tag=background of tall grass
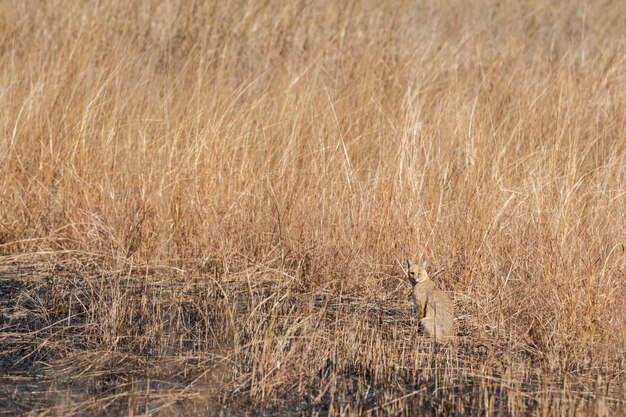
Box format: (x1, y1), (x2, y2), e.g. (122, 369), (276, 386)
(1, 0), (624, 415)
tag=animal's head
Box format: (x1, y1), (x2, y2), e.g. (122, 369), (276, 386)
(406, 259), (430, 286)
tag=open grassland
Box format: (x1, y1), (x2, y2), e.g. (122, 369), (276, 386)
(1, 0), (625, 415)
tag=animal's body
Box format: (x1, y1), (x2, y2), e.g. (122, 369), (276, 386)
(407, 260), (455, 339)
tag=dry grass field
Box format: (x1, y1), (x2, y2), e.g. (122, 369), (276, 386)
(1, 0), (625, 415)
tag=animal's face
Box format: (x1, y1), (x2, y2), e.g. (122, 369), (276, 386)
(407, 260), (429, 286)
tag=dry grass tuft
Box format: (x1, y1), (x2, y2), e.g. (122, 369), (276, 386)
(1, 1), (625, 415)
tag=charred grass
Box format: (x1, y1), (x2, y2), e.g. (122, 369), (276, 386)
(1, 261), (623, 416)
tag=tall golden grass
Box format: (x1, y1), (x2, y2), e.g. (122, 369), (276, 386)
(1, 0), (625, 415)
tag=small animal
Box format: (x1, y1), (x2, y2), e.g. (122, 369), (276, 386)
(407, 259), (455, 339)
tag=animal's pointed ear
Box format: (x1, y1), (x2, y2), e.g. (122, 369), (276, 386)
(406, 260), (417, 286)
(422, 260), (429, 269)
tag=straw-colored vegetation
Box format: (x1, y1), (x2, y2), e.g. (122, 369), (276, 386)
(1, 0), (625, 415)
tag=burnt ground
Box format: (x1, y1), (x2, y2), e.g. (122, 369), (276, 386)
(0, 266), (91, 415)
(0, 264), (624, 416)
(0, 265), (219, 416)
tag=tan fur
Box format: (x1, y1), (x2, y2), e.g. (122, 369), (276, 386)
(407, 262), (455, 339)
